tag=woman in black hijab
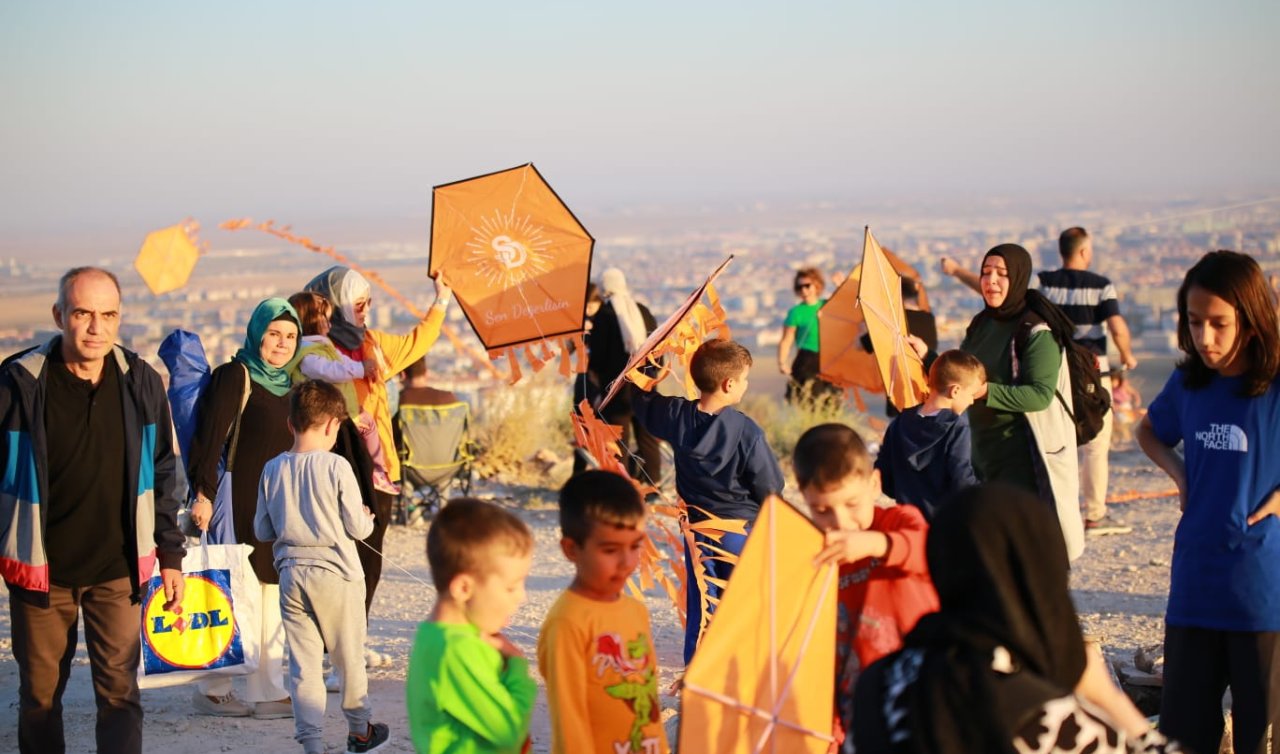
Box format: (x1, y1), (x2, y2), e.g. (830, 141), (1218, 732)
(958, 244), (1077, 497)
(852, 484), (1180, 754)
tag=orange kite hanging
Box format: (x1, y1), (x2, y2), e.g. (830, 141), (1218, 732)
(135, 220), (206, 295)
(857, 227), (928, 412)
(679, 496), (837, 753)
(818, 241), (927, 400)
(430, 164), (593, 382)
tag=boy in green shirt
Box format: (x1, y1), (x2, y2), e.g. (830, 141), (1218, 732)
(406, 499), (537, 753)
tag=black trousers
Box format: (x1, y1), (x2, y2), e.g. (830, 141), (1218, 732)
(1159, 624), (1280, 754)
(356, 489), (394, 617)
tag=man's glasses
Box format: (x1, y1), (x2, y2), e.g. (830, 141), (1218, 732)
(794, 282), (815, 293)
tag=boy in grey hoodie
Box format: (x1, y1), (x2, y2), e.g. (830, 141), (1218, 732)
(254, 381), (388, 753)
(875, 350), (985, 521)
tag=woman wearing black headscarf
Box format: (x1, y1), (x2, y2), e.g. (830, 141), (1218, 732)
(852, 484), (1181, 754)
(958, 245), (1084, 535)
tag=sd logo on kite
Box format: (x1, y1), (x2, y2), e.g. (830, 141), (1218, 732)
(141, 569), (243, 674)
(431, 163), (594, 383)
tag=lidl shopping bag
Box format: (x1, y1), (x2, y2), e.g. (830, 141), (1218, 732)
(138, 538), (261, 689)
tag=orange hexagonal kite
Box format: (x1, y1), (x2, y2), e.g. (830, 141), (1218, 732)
(430, 164), (593, 380)
(135, 220), (204, 295)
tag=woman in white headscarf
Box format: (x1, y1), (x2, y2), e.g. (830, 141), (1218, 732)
(586, 268), (662, 482)
(304, 266), (451, 640)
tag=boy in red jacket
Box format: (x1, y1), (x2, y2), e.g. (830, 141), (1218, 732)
(794, 423), (939, 753)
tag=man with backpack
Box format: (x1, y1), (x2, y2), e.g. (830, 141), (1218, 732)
(1037, 227), (1138, 535)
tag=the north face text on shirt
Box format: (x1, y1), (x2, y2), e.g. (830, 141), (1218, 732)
(1195, 423), (1248, 452)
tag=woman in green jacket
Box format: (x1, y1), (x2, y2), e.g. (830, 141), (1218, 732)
(960, 244), (1066, 496)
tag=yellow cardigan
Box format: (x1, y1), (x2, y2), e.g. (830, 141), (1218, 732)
(353, 304), (446, 483)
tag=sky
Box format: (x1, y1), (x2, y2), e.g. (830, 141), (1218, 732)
(2, 0), (1278, 254)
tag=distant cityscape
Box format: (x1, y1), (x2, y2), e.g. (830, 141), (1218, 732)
(2, 196), (1278, 412)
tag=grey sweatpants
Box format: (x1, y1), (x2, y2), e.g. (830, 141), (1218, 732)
(278, 565), (371, 753)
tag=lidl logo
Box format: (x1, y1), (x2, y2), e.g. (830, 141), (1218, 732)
(141, 569), (245, 674)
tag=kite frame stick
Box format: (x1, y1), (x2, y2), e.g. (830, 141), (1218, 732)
(682, 683), (837, 743)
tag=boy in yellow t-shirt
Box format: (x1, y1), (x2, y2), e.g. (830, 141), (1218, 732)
(537, 471), (669, 754)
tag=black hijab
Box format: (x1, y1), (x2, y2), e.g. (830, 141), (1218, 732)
(867, 483), (1087, 754)
(984, 244), (1034, 320)
(968, 244), (1078, 347)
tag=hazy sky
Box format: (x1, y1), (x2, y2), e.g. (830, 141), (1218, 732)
(2, 0), (1277, 248)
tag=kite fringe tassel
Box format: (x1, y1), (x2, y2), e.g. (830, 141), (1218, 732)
(489, 334), (588, 386)
(219, 217), (504, 380)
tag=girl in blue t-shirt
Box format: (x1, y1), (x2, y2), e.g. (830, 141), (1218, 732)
(1137, 250), (1280, 754)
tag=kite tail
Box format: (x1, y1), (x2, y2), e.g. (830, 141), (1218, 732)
(219, 217), (504, 380)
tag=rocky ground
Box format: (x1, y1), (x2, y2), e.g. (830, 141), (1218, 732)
(0, 445), (1185, 753)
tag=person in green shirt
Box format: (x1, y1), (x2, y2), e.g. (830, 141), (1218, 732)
(778, 266), (837, 403)
(407, 499), (537, 753)
(959, 244), (1066, 497)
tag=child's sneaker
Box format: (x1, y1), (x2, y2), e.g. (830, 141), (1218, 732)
(347, 722), (390, 753)
(371, 469), (399, 496)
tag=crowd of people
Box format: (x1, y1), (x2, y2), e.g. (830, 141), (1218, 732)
(1, 228), (1277, 754)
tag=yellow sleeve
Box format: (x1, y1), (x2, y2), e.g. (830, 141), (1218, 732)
(369, 304), (446, 376)
(538, 608), (597, 754)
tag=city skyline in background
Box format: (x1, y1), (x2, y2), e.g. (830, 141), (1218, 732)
(3, 1), (1278, 260)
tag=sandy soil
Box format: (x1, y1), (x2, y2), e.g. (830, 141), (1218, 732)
(0, 445), (1180, 754)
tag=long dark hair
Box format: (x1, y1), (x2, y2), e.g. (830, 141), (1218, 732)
(1176, 250), (1280, 396)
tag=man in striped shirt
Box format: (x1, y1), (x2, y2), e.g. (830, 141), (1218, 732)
(1037, 227), (1138, 535)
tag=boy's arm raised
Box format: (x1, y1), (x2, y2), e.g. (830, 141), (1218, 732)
(439, 638), (536, 748)
(538, 618), (595, 752)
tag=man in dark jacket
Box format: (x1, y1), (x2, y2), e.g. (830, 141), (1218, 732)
(0, 267), (185, 754)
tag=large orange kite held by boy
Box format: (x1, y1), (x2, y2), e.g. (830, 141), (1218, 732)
(680, 496), (837, 753)
(430, 163), (594, 383)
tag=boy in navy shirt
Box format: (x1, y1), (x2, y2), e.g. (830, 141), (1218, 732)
(631, 339), (785, 663)
(875, 350), (985, 521)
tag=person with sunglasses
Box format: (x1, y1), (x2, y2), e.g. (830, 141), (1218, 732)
(778, 267), (838, 403)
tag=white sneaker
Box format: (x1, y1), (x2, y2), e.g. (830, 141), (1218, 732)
(191, 690), (252, 717)
(325, 668), (342, 693)
(364, 648), (390, 669)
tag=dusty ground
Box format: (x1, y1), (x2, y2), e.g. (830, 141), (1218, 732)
(0, 445), (1180, 754)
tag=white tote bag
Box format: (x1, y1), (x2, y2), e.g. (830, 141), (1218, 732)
(137, 536), (262, 689)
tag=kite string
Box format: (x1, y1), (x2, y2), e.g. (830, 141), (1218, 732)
(1100, 194), (1280, 234)
(354, 537), (540, 646)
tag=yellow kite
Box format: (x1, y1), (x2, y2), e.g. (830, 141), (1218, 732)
(679, 496), (837, 753)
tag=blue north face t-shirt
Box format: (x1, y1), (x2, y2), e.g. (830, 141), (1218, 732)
(1147, 369), (1280, 631)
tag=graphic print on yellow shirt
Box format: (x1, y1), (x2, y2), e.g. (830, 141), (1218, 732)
(538, 591), (669, 754)
(593, 632), (660, 753)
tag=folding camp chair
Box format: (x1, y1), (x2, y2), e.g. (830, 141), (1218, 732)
(395, 401), (475, 525)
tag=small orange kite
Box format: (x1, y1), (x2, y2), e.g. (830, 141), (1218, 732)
(135, 220), (205, 295)
(430, 164), (593, 381)
(597, 255), (733, 410)
(679, 496), (837, 753)
(818, 240), (928, 404)
(857, 227), (928, 412)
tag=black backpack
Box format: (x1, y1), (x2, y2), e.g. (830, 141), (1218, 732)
(1013, 319), (1111, 446)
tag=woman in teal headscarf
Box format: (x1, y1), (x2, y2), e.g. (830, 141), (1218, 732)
(186, 298), (300, 717)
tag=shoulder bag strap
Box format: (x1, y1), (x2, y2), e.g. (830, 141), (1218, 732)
(224, 364), (252, 472)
